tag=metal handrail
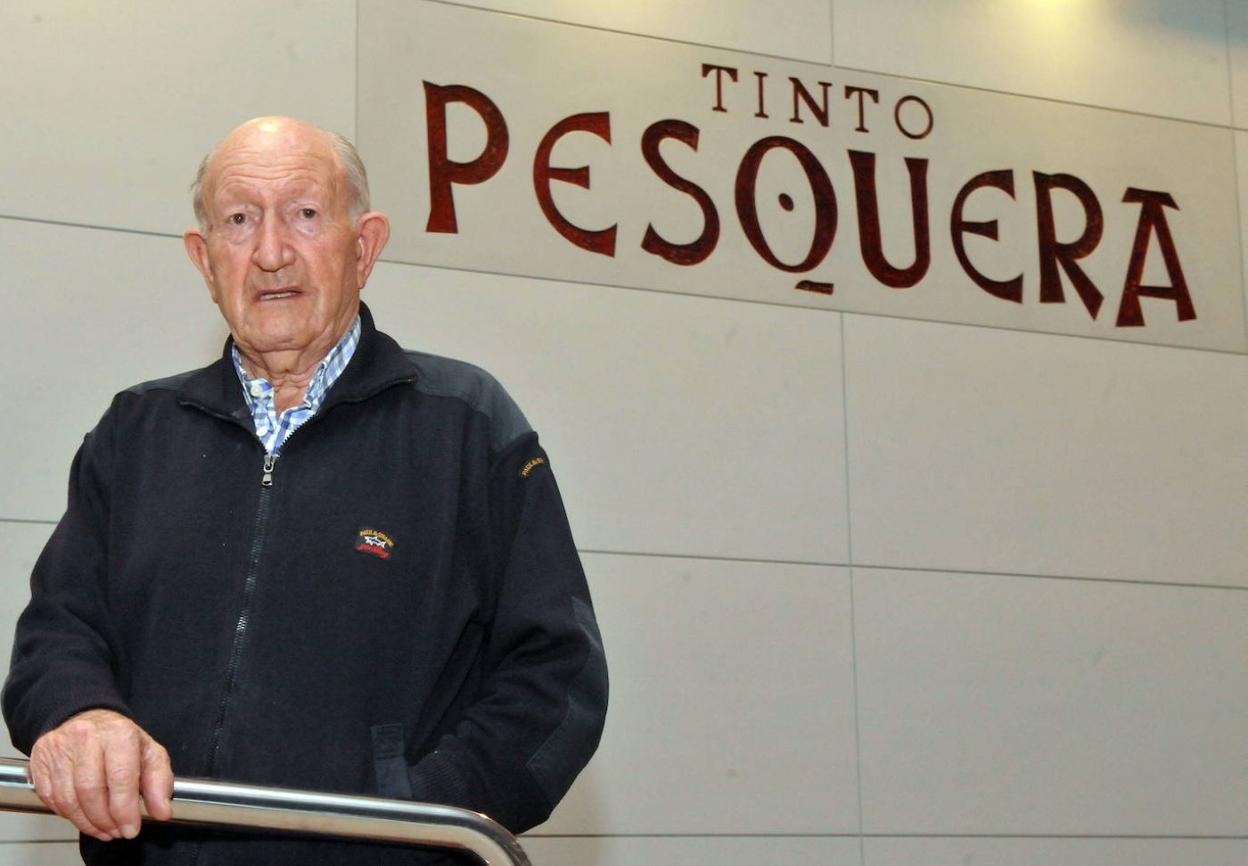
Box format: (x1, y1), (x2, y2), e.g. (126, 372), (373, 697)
(0, 758), (530, 866)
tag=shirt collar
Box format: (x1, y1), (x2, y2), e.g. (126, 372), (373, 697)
(231, 314), (362, 417)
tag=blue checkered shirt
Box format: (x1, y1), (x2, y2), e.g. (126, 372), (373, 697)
(232, 315), (361, 455)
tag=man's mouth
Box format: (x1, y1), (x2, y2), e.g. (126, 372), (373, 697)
(258, 288), (301, 301)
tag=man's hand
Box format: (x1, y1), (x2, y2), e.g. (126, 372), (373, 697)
(28, 709), (173, 842)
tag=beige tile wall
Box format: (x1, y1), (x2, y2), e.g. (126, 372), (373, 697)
(1, 2), (1243, 864)
(0, 0), (356, 235)
(843, 315), (1248, 587)
(834, 0), (1232, 124)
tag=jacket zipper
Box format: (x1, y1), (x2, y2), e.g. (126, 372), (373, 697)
(204, 450), (279, 777)
(180, 354), (415, 864)
(188, 373), (416, 779)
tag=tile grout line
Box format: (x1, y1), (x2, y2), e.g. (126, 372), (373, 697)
(1223, 0), (1248, 347)
(1, 224), (1243, 360)
(840, 311), (869, 865)
(430, 0), (1241, 133)
(828, 8), (864, 862)
(828, 0), (837, 68)
(3, 518), (1245, 594)
(571, 548), (1248, 594)
(832, 61), (1239, 132)
(355, 0), (361, 144)
(428, 0), (836, 66)
(0, 213), (179, 240)
(1225, 0), (1237, 131)
(379, 261), (1248, 360)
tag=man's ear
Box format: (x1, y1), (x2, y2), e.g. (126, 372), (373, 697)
(354, 212), (391, 288)
(183, 229), (219, 302)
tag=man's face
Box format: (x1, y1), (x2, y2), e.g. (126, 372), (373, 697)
(184, 120), (381, 366)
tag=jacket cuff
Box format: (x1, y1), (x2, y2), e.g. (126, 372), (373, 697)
(13, 689), (132, 755)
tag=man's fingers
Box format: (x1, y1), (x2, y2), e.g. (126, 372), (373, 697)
(31, 741), (108, 840)
(29, 753), (54, 810)
(58, 797), (113, 842)
(28, 709), (167, 842)
(73, 743), (121, 840)
(139, 736), (174, 822)
(46, 751), (111, 842)
(103, 729), (144, 838)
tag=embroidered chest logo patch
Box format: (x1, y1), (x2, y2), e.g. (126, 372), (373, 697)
(354, 528), (396, 560)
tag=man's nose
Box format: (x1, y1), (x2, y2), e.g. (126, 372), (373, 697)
(251, 216), (295, 271)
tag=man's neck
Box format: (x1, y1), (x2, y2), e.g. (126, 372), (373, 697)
(236, 348), (324, 413)
(233, 314), (362, 415)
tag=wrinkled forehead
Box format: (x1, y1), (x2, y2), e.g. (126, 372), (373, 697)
(204, 125), (344, 204)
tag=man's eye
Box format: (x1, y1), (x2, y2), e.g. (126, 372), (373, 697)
(228, 213), (247, 225)
(299, 208), (317, 219)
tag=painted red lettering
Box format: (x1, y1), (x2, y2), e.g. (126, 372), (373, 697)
(701, 63), (738, 113)
(1116, 188), (1196, 326)
(951, 170), (1022, 302)
(1034, 172), (1104, 318)
(849, 151), (931, 288)
(848, 153), (928, 291)
(533, 112), (617, 257)
(894, 95), (934, 140)
(423, 82), (510, 234)
(640, 120), (720, 266)
(753, 71), (769, 118)
(844, 86), (879, 133)
(735, 136), (837, 273)
(789, 77), (833, 126)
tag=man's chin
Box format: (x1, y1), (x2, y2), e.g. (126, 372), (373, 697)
(234, 328), (312, 361)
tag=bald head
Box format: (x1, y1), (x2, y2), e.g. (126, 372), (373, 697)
(191, 117), (370, 229)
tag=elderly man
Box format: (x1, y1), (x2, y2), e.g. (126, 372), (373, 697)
(3, 117), (607, 864)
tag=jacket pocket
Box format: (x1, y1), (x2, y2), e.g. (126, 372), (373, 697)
(371, 722), (414, 799)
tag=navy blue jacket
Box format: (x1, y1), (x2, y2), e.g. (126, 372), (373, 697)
(3, 305), (607, 864)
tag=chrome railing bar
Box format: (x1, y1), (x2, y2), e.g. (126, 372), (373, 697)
(0, 758), (530, 866)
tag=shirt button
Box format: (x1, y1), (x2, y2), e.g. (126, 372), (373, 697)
(249, 382), (266, 396)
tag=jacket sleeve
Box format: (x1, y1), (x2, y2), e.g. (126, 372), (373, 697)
(3, 405), (133, 754)
(405, 435), (608, 832)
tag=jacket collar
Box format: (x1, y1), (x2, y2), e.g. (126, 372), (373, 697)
(177, 302), (417, 423)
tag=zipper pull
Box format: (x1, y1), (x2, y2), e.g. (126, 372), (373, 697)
(261, 452), (277, 487)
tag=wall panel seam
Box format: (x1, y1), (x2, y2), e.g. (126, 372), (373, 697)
(832, 64), (1237, 132)
(1, 527), (1244, 593)
(423, 0), (835, 65)
(422, 0), (1234, 129)
(826, 0), (837, 69)
(841, 306), (867, 864)
(1235, 133), (1248, 345)
(4, 215), (1244, 359)
(0, 214), (179, 241)
(1227, 0), (1248, 345)
(573, 549), (1248, 592)
(1225, 0), (1238, 129)
(373, 260), (1247, 358)
(354, 0), (361, 144)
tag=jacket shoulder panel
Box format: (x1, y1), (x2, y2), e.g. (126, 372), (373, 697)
(403, 350), (532, 452)
(122, 368), (202, 397)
